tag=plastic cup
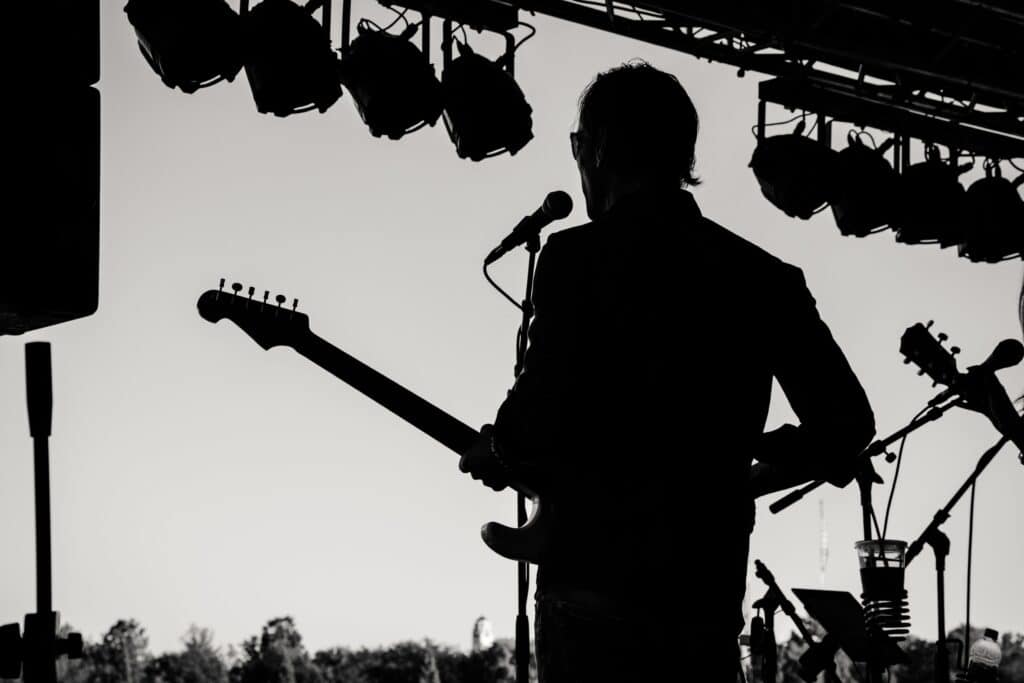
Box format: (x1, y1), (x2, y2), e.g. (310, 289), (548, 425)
(855, 540), (906, 599)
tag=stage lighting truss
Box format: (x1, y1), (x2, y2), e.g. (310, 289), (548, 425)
(959, 160), (1024, 263)
(338, 16), (443, 139)
(752, 98), (1024, 262)
(440, 32), (534, 161)
(242, 0), (343, 117)
(124, 0), (244, 93)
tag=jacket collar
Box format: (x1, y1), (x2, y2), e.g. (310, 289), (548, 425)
(602, 187), (702, 225)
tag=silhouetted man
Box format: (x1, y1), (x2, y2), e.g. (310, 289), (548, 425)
(460, 62), (875, 682)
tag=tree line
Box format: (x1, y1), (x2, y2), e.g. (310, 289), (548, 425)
(3, 617), (524, 683)
(1, 617), (1020, 682)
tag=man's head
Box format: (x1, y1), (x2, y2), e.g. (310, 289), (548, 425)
(572, 61), (700, 218)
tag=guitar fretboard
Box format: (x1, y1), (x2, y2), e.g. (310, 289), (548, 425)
(296, 332), (480, 455)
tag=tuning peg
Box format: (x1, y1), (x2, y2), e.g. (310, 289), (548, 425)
(263, 290), (269, 305)
(231, 282), (242, 295)
(926, 320), (935, 329)
(938, 332), (948, 343)
(275, 294), (286, 307)
(219, 278), (225, 292)
(248, 286), (255, 300)
(903, 357), (912, 364)
(292, 298), (299, 311)
(950, 346), (961, 356)
(918, 369), (926, 376)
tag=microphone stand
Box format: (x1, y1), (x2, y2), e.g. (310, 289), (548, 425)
(905, 435), (1010, 683)
(770, 400), (961, 515)
(750, 591), (778, 683)
(0, 343), (83, 683)
(511, 232), (541, 683)
(754, 560), (841, 683)
(770, 401), (960, 683)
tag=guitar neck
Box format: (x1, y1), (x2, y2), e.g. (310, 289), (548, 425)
(294, 331), (480, 456)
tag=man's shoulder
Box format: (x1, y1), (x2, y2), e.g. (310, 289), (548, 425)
(699, 216), (795, 270)
(546, 222), (593, 246)
(541, 222), (595, 259)
(541, 211), (806, 288)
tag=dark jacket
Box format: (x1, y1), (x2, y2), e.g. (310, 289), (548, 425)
(494, 188), (875, 611)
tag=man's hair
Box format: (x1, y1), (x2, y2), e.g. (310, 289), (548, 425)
(578, 60), (700, 186)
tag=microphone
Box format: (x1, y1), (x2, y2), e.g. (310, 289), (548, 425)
(484, 191), (573, 266)
(928, 338), (1024, 406)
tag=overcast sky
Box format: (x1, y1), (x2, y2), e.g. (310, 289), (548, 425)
(1, 1), (1022, 657)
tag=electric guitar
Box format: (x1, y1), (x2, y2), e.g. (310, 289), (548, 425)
(197, 280), (818, 563)
(197, 282), (546, 564)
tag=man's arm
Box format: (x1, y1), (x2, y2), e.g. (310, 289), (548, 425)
(459, 236), (576, 489)
(754, 266), (876, 490)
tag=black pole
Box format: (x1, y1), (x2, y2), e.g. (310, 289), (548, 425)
(906, 436), (1010, 566)
(762, 595), (777, 683)
(856, 469), (875, 541)
(340, 0), (351, 52)
(32, 440), (52, 617)
(512, 236), (540, 683)
(26, 343), (53, 617)
(926, 530), (951, 683)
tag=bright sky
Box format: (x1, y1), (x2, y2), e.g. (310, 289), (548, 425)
(1, 1), (1022, 658)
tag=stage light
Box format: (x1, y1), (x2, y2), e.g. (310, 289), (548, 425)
(338, 20), (443, 140)
(749, 123), (839, 220)
(958, 162), (1024, 262)
(242, 0), (342, 117)
(124, 0), (243, 94)
(890, 146), (971, 247)
(441, 42), (533, 161)
(829, 133), (898, 237)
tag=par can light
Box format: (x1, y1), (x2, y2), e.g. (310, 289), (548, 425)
(749, 131), (838, 220)
(441, 42), (533, 161)
(339, 21), (443, 140)
(124, 0), (243, 94)
(959, 162), (1024, 262)
(243, 0), (342, 117)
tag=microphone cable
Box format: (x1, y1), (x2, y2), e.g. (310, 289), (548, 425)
(882, 404), (932, 540)
(483, 261), (524, 312)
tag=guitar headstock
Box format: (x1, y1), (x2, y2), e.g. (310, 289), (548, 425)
(197, 279), (310, 350)
(899, 321), (962, 387)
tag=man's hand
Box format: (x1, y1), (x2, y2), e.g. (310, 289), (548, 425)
(459, 424), (510, 492)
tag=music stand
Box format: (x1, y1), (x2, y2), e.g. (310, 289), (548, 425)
(792, 589), (908, 667)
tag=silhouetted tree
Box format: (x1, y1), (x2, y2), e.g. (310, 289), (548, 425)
(229, 617), (321, 683)
(311, 647), (368, 683)
(82, 619), (150, 683)
(143, 626), (227, 683)
(356, 642), (439, 683)
(432, 639), (516, 683)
